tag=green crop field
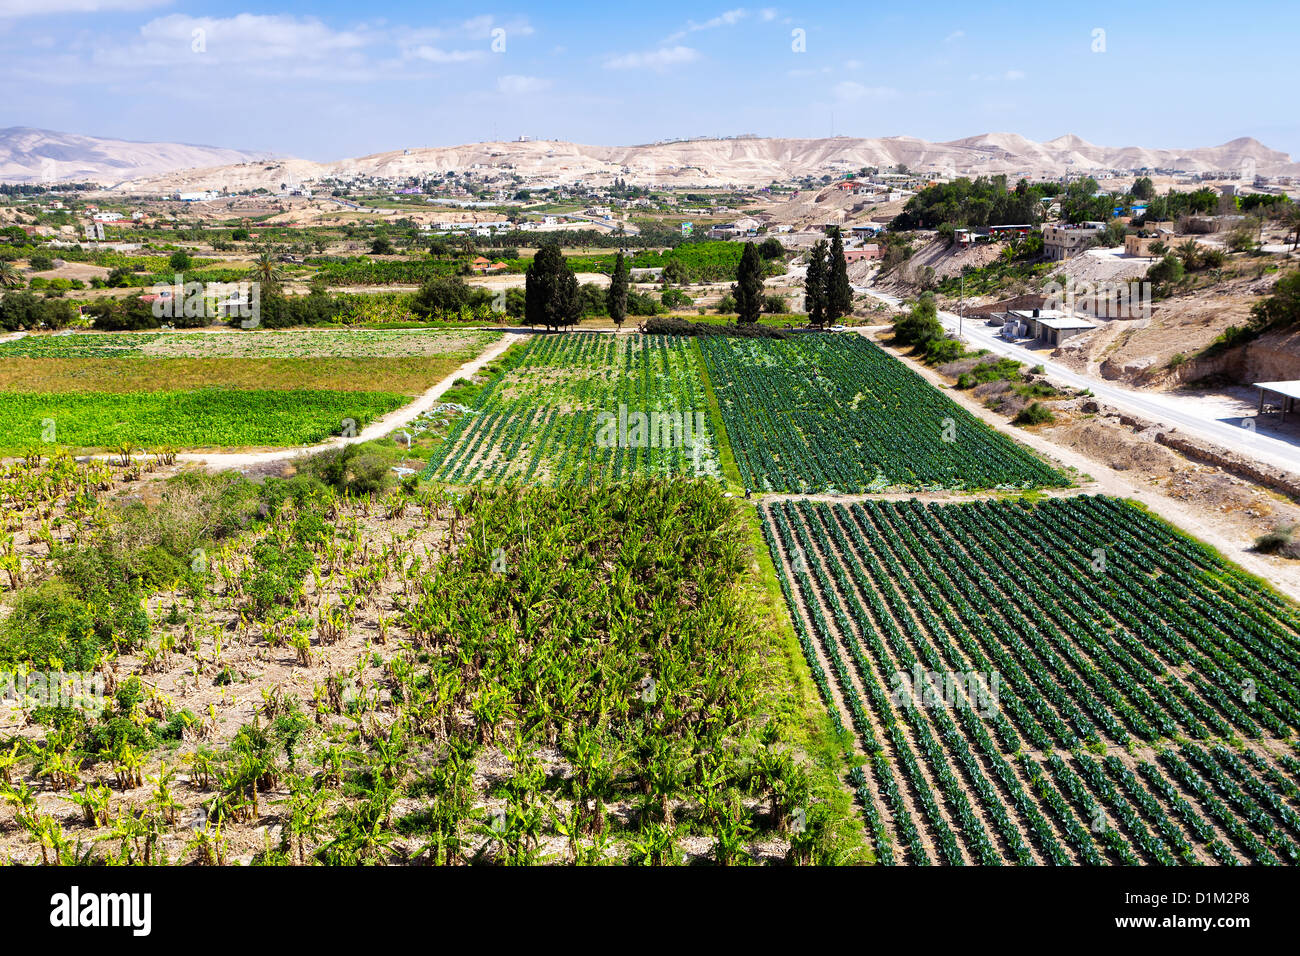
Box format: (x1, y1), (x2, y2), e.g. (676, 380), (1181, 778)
(763, 494), (1300, 865)
(423, 333), (721, 484)
(699, 335), (1066, 492)
(0, 329), (499, 359)
(0, 389), (407, 451)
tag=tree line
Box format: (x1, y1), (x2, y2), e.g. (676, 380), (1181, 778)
(802, 228), (853, 327)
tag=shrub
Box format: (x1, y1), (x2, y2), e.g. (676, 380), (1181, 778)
(639, 316), (787, 339)
(1146, 254), (1185, 287)
(661, 288), (693, 309)
(924, 337), (966, 365)
(302, 443), (395, 497)
(1254, 524), (1300, 558)
(892, 294), (944, 348)
(0, 580), (100, 670)
(1014, 402), (1055, 426)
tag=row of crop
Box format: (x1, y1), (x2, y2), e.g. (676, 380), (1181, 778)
(423, 334), (720, 485)
(1017, 497), (1300, 736)
(699, 335), (1066, 493)
(773, 498), (1075, 864)
(760, 496), (1300, 865)
(0, 389), (408, 451)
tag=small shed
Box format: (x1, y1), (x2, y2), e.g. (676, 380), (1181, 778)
(1254, 381), (1300, 423)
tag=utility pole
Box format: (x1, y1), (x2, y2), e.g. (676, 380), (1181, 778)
(959, 273), (965, 340)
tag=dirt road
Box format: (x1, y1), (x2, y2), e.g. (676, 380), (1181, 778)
(170, 332), (520, 471)
(866, 332), (1300, 599)
(858, 286), (1300, 478)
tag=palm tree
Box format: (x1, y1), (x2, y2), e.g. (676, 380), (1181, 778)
(1284, 204), (1300, 253)
(0, 260), (22, 289)
(1176, 239), (1201, 269)
(249, 247), (284, 292)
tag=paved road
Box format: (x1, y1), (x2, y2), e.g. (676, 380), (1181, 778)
(856, 286), (1300, 477)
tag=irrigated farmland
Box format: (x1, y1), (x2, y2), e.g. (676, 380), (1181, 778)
(763, 495), (1300, 865)
(0, 389), (408, 451)
(0, 329), (502, 452)
(0, 329), (499, 359)
(700, 335), (1066, 492)
(423, 333), (721, 484)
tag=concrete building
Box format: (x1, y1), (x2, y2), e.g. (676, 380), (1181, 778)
(843, 245), (882, 262)
(1002, 308), (1096, 345)
(1124, 226), (1176, 258)
(1043, 222), (1106, 261)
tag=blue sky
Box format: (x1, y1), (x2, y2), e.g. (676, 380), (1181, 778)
(1, 0), (1295, 161)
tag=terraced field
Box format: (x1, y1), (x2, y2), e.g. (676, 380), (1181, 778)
(762, 495), (1300, 865)
(700, 335), (1066, 493)
(423, 333), (721, 484)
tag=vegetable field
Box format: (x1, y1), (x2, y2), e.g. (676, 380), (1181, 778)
(0, 329), (498, 359)
(762, 495), (1300, 865)
(423, 333), (721, 484)
(0, 389), (407, 451)
(700, 335), (1065, 492)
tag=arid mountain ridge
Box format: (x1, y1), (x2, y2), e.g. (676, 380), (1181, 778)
(0, 127), (273, 186)
(3, 127), (1295, 190)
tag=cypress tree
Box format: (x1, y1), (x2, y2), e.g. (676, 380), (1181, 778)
(826, 228), (853, 322)
(607, 251), (629, 328)
(525, 242), (580, 331)
(733, 241), (764, 324)
(805, 239), (828, 327)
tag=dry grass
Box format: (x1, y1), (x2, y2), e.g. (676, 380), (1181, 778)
(0, 357), (464, 397)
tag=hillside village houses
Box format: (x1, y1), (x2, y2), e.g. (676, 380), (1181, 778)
(843, 244), (883, 262)
(708, 216), (762, 239)
(1124, 221), (1177, 257)
(1043, 222), (1107, 261)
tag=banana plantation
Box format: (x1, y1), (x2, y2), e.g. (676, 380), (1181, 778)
(0, 454), (854, 866)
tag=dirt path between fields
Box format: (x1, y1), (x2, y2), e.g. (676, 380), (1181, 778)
(866, 335), (1300, 602)
(169, 333), (521, 471)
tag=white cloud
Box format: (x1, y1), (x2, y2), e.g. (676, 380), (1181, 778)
(833, 81), (897, 101)
(461, 14), (533, 37)
(411, 45), (484, 63)
(604, 45), (699, 70)
(760, 8), (778, 20)
(95, 13), (372, 69)
(497, 74), (548, 95)
(666, 8), (748, 42)
(0, 0), (169, 17)
(1004, 69), (1025, 81)
(944, 29), (964, 42)
(844, 58), (862, 70)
